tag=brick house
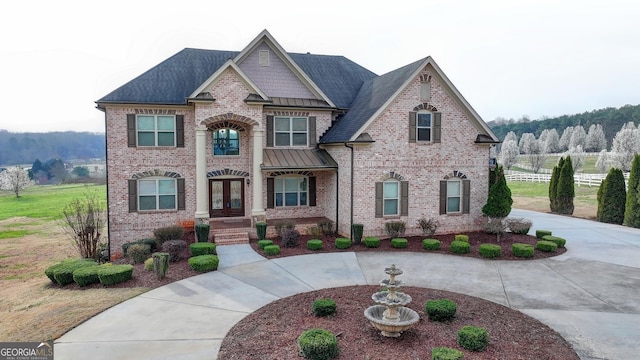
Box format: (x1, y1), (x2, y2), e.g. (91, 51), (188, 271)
(97, 30), (499, 257)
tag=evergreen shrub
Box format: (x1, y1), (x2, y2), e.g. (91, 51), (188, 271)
(258, 239), (273, 249)
(457, 325), (489, 351)
(479, 244), (502, 258)
(195, 223), (210, 242)
(255, 221), (267, 240)
(264, 244), (280, 256)
(624, 155), (640, 228)
(153, 225), (184, 247)
(364, 237), (380, 248)
(536, 240), (558, 252)
(512, 243), (534, 258)
(297, 329), (339, 360)
(72, 265), (101, 287)
(127, 243), (151, 264)
(535, 230), (552, 239)
(144, 257), (154, 271)
(422, 238), (441, 250)
(51, 259), (98, 286)
(431, 347), (464, 360)
(335, 238), (351, 249)
(391, 238), (408, 248)
(189, 242), (217, 256)
(385, 221), (406, 238)
(425, 299), (457, 321)
(351, 223), (364, 244)
(312, 298), (337, 317)
(541, 235), (566, 248)
(307, 239), (323, 251)
(450, 240), (470, 254)
(454, 234), (469, 242)
(97, 264), (133, 286)
(188, 255), (219, 272)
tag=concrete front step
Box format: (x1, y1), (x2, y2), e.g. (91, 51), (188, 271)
(213, 231), (250, 245)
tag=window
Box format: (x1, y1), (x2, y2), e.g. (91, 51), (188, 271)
(375, 179), (408, 218)
(446, 180), (461, 213)
(439, 177), (469, 215)
(417, 111), (432, 141)
(383, 180), (399, 216)
(137, 115), (176, 146)
(213, 129), (240, 155)
(274, 176), (308, 207)
(138, 178), (176, 210)
(274, 116), (307, 146)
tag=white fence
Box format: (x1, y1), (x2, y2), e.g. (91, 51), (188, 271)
(505, 170), (629, 188)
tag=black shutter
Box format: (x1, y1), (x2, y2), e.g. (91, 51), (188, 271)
(409, 112), (417, 143)
(439, 180), (447, 215)
(128, 179), (138, 212)
(309, 176), (316, 206)
(375, 182), (383, 218)
(308, 117), (316, 147)
(177, 178), (185, 210)
(267, 177), (274, 208)
(462, 179), (470, 214)
(127, 114), (136, 147)
(176, 115), (184, 148)
(266, 116), (274, 147)
(400, 181), (409, 216)
(433, 112), (442, 143)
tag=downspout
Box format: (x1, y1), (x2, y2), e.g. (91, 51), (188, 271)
(344, 142), (354, 240)
(101, 107), (111, 261)
(335, 167), (339, 235)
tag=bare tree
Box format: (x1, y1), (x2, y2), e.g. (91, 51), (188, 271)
(499, 140), (519, 170)
(60, 188), (106, 260)
(0, 166), (33, 197)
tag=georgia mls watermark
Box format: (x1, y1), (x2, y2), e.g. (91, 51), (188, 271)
(0, 341), (53, 360)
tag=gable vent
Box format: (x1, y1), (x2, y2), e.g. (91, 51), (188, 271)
(259, 50), (270, 66)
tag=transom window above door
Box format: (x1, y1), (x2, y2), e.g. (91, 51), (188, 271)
(274, 116), (308, 146)
(213, 128), (239, 155)
(137, 115), (176, 146)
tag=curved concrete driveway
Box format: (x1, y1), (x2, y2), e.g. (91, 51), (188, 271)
(55, 209), (640, 360)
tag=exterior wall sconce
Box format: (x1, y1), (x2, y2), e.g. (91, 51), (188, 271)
(246, 178), (250, 186)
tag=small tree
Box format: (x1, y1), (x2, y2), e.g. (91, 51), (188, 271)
(597, 168), (626, 224)
(482, 170), (513, 241)
(549, 157), (564, 212)
(499, 140), (519, 170)
(60, 188), (106, 260)
(624, 154), (640, 228)
(556, 156), (575, 215)
(0, 167), (33, 197)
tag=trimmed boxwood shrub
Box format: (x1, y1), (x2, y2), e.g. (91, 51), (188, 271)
(161, 240), (188, 262)
(264, 244), (280, 256)
(479, 244), (502, 258)
(391, 238), (408, 249)
(127, 243), (151, 264)
(97, 264), (133, 286)
(153, 225), (184, 247)
(536, 229), (552, 239)
(431, 347), (464, 360)
(188, 255), (219, 273)
(297, 328), (339, 360)
(72, 265), (102, 287)
(312, 298), (336, 317)
(450, 240), (470, 254)
(45, 259), (81, 283)
(364, 237), (380, 248)
(454, 234), (469, 242)
(258, 239), (273, 249)
(512, 243), (534, 258)
(189, 242), (217, 256)
(307, 239), (323, 251)
(458, 325), (489, 352)
(425, 299), (457, 321)
(335, 238), (351, 249)
(536, 240), (558, 252)
(541, 235), (566, 248)
(52, 259), (99, 286)
(422, 239), (441, 250)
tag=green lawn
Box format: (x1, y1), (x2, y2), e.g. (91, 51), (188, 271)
(516, 155), (600, 174)
(0, 184), (107, 221)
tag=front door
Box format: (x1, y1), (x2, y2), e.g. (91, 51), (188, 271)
(209, 179), (244, 217)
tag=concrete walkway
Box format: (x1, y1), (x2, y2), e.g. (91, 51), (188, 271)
(55, 209), (640, 360)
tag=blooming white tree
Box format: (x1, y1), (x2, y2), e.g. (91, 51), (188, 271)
(527, 139), (548, 173)
(567, 145), (586, 174)
(503, 131), (518, 144)
(610, 122), (640, 171)
(569, 125), (586, 150)
(558, 126), (574, 152)
(519, 133), (536, 154)
(0, 167), (34, 197)
(544, 128), (560, 153)
(595, 149), (611, 173)
(585, 124), (607, 152)
(499, 140), (520, 170)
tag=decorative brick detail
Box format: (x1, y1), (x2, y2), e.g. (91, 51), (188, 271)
(378, 171), (405, 182)
(269, 111), (310, 117)
(135, 109), (177, 115)
(131, 170), (183, 179)
(201, 113), (258, 127)
(443, 171), (467, 180)
(268, 171), (314, 177)
(207, 169), (250, 177)
(413, 103), (438, 112)
(419, 74), (432, 82)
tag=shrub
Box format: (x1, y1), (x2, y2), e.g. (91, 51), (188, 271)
(505, 217), (532, 234)
(144, 257), (154, 271)
(512, 243), (534, 258)
(425, 299), (457, 321)
(60, 188), (106, 261)
(188, 255), (219, 273)
(549, 157), (563, 212)
(275, 221), (295, 237)
(482, 217), (508, 239)
(122, 238), (157, 256)
(72, 265), (101, 287)
(255, 221), (267, 240)
(161, 240), (188, 262)
(317, 220), (335, 235)
(258, 239), (274, 249)
(335, 238), (351, 249)
(153, 225), (184, 247)
(97, 264), (133, 286)
(264, 244), (280, 256)
(127, 243), (151, 264)
(536, 240), (558, 252)
(281, 228), (300, 248)
(307, 239), (323, 251)
(457, 325), (489, 352)
(556, 156), (575, 215)
(385, 221), (406, 238)
(482, 168), (512, 218)
(541, 235), (566, 248)
(312, 298), (337, 317)
(364, 237), (380, 248)
(417, 217), (438, 237)
(450, 241), (470, 254)
(307, 225), (323, 237)
(391, 238), (408, 249)
(535, 230), (552, 239)
(351, 223), (364, 244)
(625, 154), (640, 227)
(454, 234), (469, 242)
(422, 239), (441, 250)
(195, 223), (210, 243)
(479, 244), (502, 258)
(52, 259), (99, 286)
(45, 259), (74, 283)
(431, 347), (464, 360)
(189, 242), (217, 256)
(597, 167), (626, 224)
(152, 252), (170, 279)
(297, 328), (339, 360)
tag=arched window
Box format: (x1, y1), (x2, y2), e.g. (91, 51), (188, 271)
(213, 129), (239, 155)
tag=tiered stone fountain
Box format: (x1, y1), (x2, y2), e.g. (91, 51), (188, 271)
(364, 264), (419, 337)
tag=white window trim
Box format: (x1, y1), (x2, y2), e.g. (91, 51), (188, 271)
(138, 177), (177, 211)
(446, 179), (462, 214)
(136, 115), (176, 147)
(274, 175), (308, 207)
(274, 116), (308, 147)
(416, 110), (432, 142)
(383, 179), (400, 216)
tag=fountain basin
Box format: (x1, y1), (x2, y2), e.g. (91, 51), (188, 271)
(364, 305), (419, 337)
(371, 291), (412, 306)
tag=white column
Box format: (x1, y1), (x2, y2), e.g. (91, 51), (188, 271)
(251, 128), (266, 221)
(195, 125), (209, 222)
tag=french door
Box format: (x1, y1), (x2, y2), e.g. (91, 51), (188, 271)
(209, 179), (244, 217)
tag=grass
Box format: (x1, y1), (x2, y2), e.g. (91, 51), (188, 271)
(508, 180), (598, 219)
(516, 154), (601, 174)
(0, 229), (35, 239)
(0, 184), (106, 220)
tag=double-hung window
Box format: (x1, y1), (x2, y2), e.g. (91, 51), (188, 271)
(383, 180), (399, 216)
(274, 176), (308, 207)
(213, 129), (240, 155)
(274, 116), (307, 146)
(137, 115), (176, 146)
(138, 178), (177, 210)
(417, 111), (432, 141)
(446, 179), (461, 213)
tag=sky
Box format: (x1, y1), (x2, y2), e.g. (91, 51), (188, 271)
(1, 0), (639, 133)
